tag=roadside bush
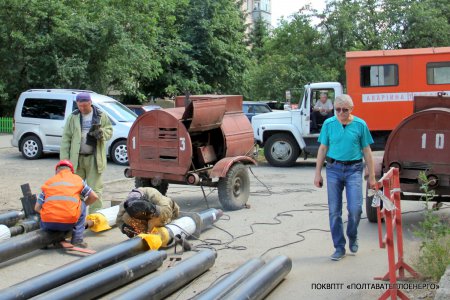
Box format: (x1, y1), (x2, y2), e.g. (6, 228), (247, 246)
(413, 172), (450, 281)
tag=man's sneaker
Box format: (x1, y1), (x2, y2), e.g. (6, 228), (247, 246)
(71, 240), (88, 248)
(330, 249), (346, 261)
(349, 240), (359, 253)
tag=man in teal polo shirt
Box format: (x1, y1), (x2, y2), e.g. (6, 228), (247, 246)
(314, 94), (377, 261)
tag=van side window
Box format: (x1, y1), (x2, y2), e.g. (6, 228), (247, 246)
(21, 98), (66, 120)
(427, 62), (450, 84)
(360, 64), (398, 87)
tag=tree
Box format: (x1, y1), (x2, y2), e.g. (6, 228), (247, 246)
(176, 0), (250, 94)
(249, 17), (270, 61)
(245, 10), (339, 101)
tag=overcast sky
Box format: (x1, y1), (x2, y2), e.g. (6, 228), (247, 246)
(271, 0), (327, 27)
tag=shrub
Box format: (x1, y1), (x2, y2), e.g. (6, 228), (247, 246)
(413, 172), (450, 281)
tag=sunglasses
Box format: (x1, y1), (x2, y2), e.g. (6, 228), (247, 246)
(335, 107), (350, 113)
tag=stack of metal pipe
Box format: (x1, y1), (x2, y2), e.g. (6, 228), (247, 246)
(0, 208), (223, 299)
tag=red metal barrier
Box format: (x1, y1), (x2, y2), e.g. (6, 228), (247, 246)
(374, 167), (420, 300)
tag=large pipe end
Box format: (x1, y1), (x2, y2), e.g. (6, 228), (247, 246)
(0, 225), (11, 242)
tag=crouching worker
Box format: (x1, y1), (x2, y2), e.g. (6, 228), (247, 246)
(116, 187), (180, 238)
(34, 160), (98, 247)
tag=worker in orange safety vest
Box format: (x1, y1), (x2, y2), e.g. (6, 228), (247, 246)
(34, 160), (98, 247)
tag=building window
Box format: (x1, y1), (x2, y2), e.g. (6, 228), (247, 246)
(427, 62), (450, 84)
(360, 64), (398, 87)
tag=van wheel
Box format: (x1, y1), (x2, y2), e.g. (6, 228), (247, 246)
(264, 133), (300, 167)
(135, 177), (169, 195)
(111, 140), (128, 165)
(20, 136), (43, 160)
(218, 163), (250, 211)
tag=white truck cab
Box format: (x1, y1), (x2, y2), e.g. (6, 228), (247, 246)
(252, 82), (343, 167)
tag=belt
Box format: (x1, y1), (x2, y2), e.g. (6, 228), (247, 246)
(79, 153), (93, 156)
(326, 157), (362, 165)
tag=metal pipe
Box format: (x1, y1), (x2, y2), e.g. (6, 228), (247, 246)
(198, 208), (223, 230)
(0, 229), (65, 264)
(193, 258), (265, 300)
(0, 211), (25, 227)
(0, 220), (40, 242)
(162, 208), (223, 247)
(113, 250), (217, 300)
(0, 237), (150, 300)
(33, 251), (167, 300)
(222, 255), (292, 300)
(8, 219), (40, 237)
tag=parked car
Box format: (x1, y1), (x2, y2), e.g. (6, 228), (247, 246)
(265, 101), (285, 110)
(11, 89), (136, 165)
(242, 101), (272, 121)
(126, 104), (161, 116)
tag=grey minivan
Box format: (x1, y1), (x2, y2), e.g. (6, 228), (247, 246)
(11, 89), (137, 165)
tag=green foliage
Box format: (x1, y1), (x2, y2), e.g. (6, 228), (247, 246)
(249, 18), (270, 61)
(0, 0), (248, 111)
(244, 0), (450, 101)
(413, 172), (450, 281)
(177, 0), (250, 95)
(0, 0), (449, 113)
(244, 11), (339, 101)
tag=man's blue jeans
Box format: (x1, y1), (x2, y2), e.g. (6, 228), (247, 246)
(40, 201), (87, 243)
(326, 161), (364, 251)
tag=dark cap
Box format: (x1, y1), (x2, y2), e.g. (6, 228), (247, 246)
(76, 92), (92, 102)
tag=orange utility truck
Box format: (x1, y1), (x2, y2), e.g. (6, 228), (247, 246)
(252, 47), (450, 167)
(346, 47), (450, 143)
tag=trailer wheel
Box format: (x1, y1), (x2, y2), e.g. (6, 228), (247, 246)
(365, 183), (382, 223)
(264, 133), (300, 167)
(218, 163), (250, 211)
(135, 177), (169, 195)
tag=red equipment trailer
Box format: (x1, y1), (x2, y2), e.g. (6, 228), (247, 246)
(124, 95), (256, 211)
(366, 94), (450, 222)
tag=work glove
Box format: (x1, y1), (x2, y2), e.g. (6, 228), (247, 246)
(88, 124), (104, 140)
(120, 223), (136, 238)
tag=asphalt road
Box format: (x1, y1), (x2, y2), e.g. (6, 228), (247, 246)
(0, 135), (446, 299)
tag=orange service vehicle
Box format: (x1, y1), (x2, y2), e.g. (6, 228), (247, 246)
(346, 47), (450, 140)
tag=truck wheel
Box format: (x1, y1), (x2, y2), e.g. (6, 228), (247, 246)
(20, 135), (43, 160)
(365, 183), (382, 223)
(135, 177), (169, 195)
(218, 163), (250, 211)
(264, 133), (300, 167)
(111, 140), (129, 165)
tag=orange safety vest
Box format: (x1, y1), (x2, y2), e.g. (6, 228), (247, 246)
(40, 169), (84, 224)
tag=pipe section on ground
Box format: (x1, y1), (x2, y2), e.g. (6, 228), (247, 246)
(0, 225), (11, 241)
(9, 220), (40, 236)
(158, 208), (223, 248)
(33, 250), (167, 300)
(193, 258), (265, 300)
(0, 211), (25, 227)
(222, 255), (292, 300)
(0, 220), (40, 242)
(86, 205), (120, 232)
(0, 229), (65, 264)
(113, 250), (216, 300)
(0, 237), (150, 300)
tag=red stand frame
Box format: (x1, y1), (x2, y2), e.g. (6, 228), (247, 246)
(374, 168), (420, 300)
